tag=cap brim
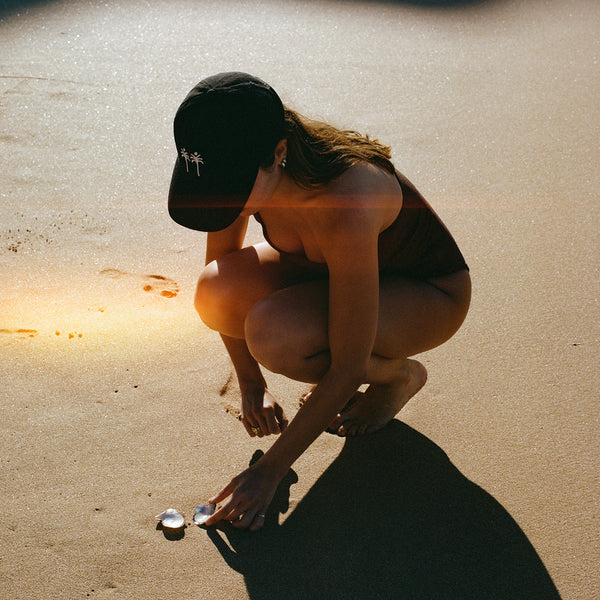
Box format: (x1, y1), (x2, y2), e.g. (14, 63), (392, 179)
(168, 156), (257, 232)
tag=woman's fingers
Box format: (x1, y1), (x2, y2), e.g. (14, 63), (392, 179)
(254, 412), (270, 435)
(231, 508), (268, 530)
(206, 497), (268, 531)
(274, 403), (288, 431)
(243, 417), (267, 437)
(230, 511), (255, 529)
(249, 512), (267, 532)
(244, 406), (287, 437)
(264, 411), (280, 435)
(206, 492), (248, 525)
(205, 463), (278, 531)
(241, 389), (288, 438)
(242, 419), (259, 437)
(208, 480), (235, 505)
(205, 502), (234, 526)
(259, 402), (288, 435)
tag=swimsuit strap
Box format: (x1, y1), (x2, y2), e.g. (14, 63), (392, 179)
(254, 211), (285, 254)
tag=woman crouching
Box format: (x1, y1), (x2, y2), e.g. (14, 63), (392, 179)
(168, 72), (470, 531)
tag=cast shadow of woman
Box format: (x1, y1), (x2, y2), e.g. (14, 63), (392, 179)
(207, 420), (561, 600)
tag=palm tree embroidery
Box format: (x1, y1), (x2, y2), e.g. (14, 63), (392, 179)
(191, 152), (204, 176)
(180, 148), (190, 172)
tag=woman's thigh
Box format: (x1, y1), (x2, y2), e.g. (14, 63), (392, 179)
(195, 242), (327, 337)
(374, 269), (471, 357)
(245, 269), (471, 361)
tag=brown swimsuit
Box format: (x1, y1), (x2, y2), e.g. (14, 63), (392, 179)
(255, 170), (468, 280)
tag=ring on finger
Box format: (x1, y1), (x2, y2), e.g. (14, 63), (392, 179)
(250, 426), (260, 435)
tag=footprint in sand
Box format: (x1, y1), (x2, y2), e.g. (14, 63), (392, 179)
(141, 274), (179, 298)
(0, 328), (85, 340)
(100, 269), (179, 298)
(0, 328), (38, 338)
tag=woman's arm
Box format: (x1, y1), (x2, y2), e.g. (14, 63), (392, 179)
(207, 207), (382, 527)
(204, 216), (287, 437)
(205, 217), (258, 391)
(260, 209), (381, 475)
(220, 334), (287, 436)
(205, 215), (249, 265)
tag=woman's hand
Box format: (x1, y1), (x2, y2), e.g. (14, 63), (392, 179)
(241, 386), (288, 438)
(205, 461), (281, 531)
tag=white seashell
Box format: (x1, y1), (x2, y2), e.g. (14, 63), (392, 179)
(193, 503), (216, 525)
(155, 508), (185, 529)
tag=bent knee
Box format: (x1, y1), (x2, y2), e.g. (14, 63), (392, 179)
(194, 262), (218, 327)
(194, 261), (238, 333)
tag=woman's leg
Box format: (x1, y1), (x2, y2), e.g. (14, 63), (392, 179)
(195, 242), (327, 339)
(244, 270), (471, 435)
(196, 244), (470, 436)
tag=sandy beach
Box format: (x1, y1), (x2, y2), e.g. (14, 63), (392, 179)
(1, 0), (598, 598)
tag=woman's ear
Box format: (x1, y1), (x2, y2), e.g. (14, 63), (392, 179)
(274, 139), (287, 165)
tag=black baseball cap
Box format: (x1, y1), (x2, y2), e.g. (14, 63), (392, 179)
(168, 72), (285, 232)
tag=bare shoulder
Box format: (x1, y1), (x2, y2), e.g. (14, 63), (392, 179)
(305, 162), (401, 235)
(329, 162), (399, 197)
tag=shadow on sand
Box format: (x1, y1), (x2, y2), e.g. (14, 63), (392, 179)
(0, 0), (510, 19)
(207, 421), (561, 600)
(344, 0), (504, 7)
(0, 0), (50, 18)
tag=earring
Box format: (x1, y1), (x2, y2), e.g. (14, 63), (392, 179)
(280, 158), (287, 168)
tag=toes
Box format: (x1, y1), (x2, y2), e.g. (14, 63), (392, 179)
(299, 390), (313, 408)
(366, 423), (385, 435)
(357, 423), (369, 436)
(348, 423), (368, 436)
(326, 393), (363, 433)
(334, 424), (346, 436)
(346, 423), (360, 436)
(336, 421), (370, 437)
(326, 414), (342, 434)
(336, 422), (352, 437)
(249, 513), (266, 532)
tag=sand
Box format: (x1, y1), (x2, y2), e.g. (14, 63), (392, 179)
(0, 0), (598, 598)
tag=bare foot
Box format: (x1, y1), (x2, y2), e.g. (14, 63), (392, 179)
(329, 360), (427, 437)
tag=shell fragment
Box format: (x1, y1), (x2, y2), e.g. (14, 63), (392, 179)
(193, 503), (216, 525)
(155, 508), (185, 529)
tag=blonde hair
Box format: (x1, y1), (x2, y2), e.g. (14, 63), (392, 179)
(263, 107), (395, 188)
